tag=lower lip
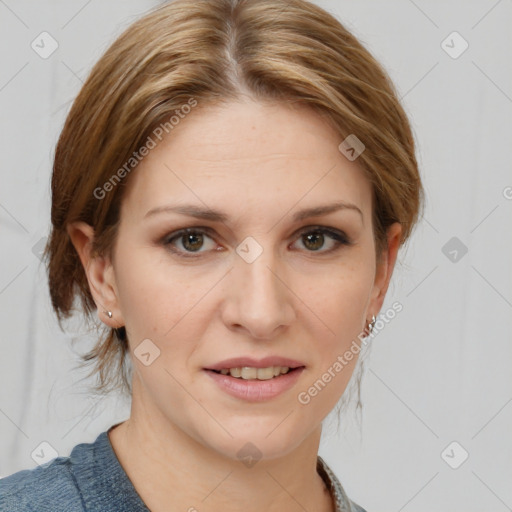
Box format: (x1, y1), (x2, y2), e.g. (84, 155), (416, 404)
(203, 367), (305, 402)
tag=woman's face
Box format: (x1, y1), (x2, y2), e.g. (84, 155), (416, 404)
(104, 98), (400, 460)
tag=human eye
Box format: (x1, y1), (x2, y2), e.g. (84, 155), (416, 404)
(160, 225), (352, 259)
(162, 227), (219, 258)
(292, 225), (353, 254)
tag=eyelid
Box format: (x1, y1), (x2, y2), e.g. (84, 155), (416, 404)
(296, 224), (350, 240)
(161, 227), (218, 251)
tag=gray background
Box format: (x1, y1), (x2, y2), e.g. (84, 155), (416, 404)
(1, 1), (511, 511)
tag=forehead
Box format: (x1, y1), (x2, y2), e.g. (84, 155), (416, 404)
(120, 99), (372, 224)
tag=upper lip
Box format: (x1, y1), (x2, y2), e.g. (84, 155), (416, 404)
(204, 356), (306, 371)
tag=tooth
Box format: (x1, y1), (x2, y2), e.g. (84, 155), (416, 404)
(255, 367), (275, 380)
(240, 367), (258, 379)
(230, 367), (242, 378)
(218, 366), (294, 379)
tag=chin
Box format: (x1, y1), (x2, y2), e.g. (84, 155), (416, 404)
(196, 417), (313, 463)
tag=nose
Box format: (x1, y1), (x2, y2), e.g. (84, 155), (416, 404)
(221, 243), (296, 339)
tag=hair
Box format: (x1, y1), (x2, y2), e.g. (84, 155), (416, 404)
(44, 0), (425, 409)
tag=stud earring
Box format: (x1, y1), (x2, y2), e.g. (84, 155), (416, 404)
(366, 314), (376, 336)
(103, 310), (113, 319)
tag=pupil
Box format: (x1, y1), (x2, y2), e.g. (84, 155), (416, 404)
(184, 233), (203, 251)
(304, 232), (323, 251)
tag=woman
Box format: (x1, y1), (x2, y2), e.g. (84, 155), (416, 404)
(0, 0), (424, 510)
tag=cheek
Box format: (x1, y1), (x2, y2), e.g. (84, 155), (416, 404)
(297, 263), (372, 399)
(295, 274), (369, 415)
(114, 234), (374, 362)
(114, 243), (215, 338)
(301, 262), (373, 335)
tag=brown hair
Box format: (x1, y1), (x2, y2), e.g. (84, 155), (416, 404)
(44, 0), (425, 399)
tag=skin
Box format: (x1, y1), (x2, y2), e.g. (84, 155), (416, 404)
(68, 97), (401, 512)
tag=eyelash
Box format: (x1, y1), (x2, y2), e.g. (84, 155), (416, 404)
(161, 225), (352, 258)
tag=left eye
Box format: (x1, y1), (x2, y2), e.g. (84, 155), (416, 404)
(162, 226), (350, 257)
(293, 228), (349, 252)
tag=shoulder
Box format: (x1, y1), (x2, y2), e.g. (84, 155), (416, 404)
(0, 455), (85, 512)
(0, 431), (109, 512)
(0, 428), (145, 512)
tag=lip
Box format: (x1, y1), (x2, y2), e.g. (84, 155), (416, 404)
(204, 366), (305, 402)
(204, 356), (306, 371)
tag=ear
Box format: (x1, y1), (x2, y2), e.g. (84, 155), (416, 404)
(66, 221), (124, 328)
(367, 222), (402, 320)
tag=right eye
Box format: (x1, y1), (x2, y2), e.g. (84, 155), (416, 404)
(162, 227), (219, 257)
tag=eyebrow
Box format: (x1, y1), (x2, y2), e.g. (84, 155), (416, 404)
(144, 201), (363, 223)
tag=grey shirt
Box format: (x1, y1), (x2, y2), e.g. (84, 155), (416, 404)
(0, 424), (367, 511)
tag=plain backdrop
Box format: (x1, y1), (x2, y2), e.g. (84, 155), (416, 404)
(1, 1), (511, 511)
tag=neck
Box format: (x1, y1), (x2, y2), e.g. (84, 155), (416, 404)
(108, 378), (334, 512)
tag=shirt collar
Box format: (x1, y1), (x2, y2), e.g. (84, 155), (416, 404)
(317, 455), (360, 512)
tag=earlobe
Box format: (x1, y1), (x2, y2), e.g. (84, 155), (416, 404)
(67, 221), (124, 328)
